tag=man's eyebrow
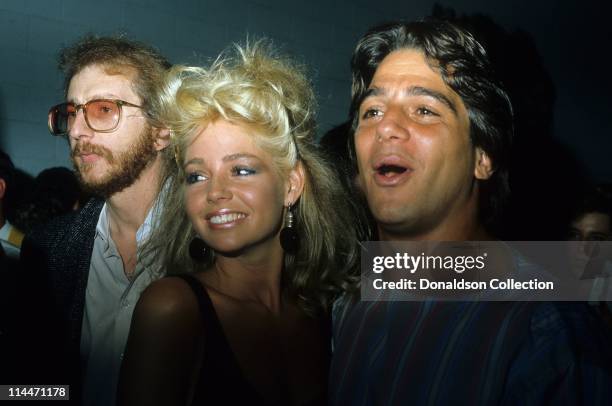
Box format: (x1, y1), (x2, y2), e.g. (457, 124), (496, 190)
(362, 87), (383, 100)
(362, 86), (457, 114)
(404, 86), (457, 113)
(67, 93), (122, 104)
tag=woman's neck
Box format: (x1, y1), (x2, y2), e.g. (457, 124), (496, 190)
(205, 241), (285, 314)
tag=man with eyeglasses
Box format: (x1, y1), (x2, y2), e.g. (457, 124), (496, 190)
(20, 35), (173, 406)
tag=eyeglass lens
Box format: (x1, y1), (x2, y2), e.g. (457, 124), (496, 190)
(49, 100), (121, 135)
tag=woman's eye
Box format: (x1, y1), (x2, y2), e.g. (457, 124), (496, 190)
(186, 172), (207, 184)
(232, 166), (256, 176)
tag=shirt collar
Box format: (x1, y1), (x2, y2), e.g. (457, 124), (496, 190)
(136, 180), (169, 244)
(96, 180), (168, 247)
(94, 204), (113, 256)
(0, 220), (12, 240)
(136, 200), (157, 244)
(95, 204), (109, 241)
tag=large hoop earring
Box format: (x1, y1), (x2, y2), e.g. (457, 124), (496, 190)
(189, 236), (209, 262)
(279, 204), (299, 254)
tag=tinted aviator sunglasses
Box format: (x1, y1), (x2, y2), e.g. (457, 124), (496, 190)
(47, 99), (143, 136)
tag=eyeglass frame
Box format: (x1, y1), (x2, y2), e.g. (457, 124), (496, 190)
(47, 98), (143, 136)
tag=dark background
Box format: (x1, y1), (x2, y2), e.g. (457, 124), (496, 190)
(0, 0), (610, 180)
(0, 1), (610, 239)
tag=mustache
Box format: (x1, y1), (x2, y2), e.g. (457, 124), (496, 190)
(71, 143), (115, 163)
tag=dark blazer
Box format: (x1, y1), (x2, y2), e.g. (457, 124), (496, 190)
(1, 247), (20, 383)
(19, 198), (104, 401)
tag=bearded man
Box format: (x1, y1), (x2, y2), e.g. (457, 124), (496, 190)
(20, 35), (173, 406)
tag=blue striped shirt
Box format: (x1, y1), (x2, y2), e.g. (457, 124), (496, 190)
(330, 299), (612, 405)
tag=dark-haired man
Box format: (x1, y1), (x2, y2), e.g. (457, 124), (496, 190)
(330, 20), (611, 405)
(21, 36), (173, 405)
(569, 185), (611, 242)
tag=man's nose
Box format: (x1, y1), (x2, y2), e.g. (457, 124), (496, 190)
(69, 109), (94, 140)
(375, 107), (410, 142)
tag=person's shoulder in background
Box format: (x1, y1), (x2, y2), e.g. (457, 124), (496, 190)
(504, 301), (612, 405)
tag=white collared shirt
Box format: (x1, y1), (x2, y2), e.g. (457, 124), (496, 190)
(0, 220), (22, 259)
(80, 199), (162, 406)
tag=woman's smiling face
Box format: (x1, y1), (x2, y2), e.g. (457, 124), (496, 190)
(182, 119), (292, 255)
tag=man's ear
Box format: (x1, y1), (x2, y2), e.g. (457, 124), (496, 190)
(474, 147), (494, 180)
(285, 161), (306, 206)
(153, 128), (171, 151)
(0, 178), (5, 200)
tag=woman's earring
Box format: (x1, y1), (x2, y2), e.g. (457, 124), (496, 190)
(189, 236), (209, 262)
(280, 204), (299, 254)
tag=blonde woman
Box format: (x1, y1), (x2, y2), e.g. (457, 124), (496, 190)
(118, 42), (360, 405)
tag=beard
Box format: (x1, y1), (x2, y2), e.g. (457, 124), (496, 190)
(71, 125), (158, 198)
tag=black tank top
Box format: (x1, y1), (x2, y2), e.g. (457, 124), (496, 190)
(175, 274), (272, 405)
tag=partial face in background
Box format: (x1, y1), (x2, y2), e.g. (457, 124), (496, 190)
(567, 212), (611, 279)
(183, 119), (302, 256)
(569, 212), (611, 241)
(354, 49), (491, 237)
(67, 64), (157, 197)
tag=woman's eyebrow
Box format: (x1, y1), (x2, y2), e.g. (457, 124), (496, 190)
(222, 153), (259, 162)
(183, 157), (203, 168)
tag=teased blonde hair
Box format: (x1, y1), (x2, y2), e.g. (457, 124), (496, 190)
(147, 41), (360, 315)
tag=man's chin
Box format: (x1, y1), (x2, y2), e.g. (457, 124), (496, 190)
(372, 206), (424, 232)
(77, 171), (105, 188)
(73, 158), (106, 178)
(78, 177), (112, 198)
(370, 199), (415, 223)
(75, 166), (126, 198)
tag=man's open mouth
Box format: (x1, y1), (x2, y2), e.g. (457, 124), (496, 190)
(371, 156), (413, 186)
(376, 164), (408, 177)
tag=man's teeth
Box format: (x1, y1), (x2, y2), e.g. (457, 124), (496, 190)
(209, 213), (246, 224)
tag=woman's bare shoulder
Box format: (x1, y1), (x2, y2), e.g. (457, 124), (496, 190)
(133, 276), (202, 326)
